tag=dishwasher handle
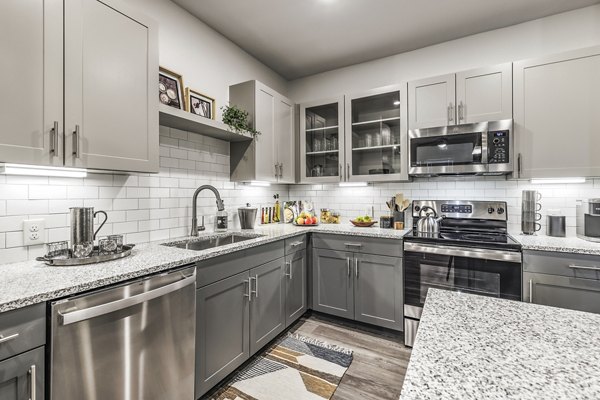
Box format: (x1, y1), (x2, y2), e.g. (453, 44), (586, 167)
(58, 272), (196, 326)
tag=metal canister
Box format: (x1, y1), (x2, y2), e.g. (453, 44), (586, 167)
(238, 204), (258, 229)
(547, 215), (566, 237)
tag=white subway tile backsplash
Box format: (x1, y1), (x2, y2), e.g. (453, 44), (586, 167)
(113, 199), (139, 211)
(67, 186), (98, 199)
(6, 200), (48, 216)
(0, 184), (28, 200)
(29, 185), (67, 199)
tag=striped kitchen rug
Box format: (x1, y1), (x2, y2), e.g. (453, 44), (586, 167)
(209, 334), (354, 400)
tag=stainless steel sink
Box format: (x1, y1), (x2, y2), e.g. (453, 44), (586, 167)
(163, 233), (263, 251)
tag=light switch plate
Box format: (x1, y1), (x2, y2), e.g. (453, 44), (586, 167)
(23, 219), (45, 246)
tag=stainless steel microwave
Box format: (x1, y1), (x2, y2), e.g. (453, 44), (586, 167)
(408, 119), (513, 176)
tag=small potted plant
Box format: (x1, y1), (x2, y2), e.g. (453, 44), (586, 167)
(221, 104), (261, 139)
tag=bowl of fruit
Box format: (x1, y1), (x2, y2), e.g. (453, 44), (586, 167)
(350, 215), (377, 227)
(293, 212), (319, 226)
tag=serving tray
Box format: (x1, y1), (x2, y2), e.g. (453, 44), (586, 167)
(36, 244), (135, 266)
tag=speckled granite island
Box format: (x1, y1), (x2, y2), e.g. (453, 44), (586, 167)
(400, 289), (600, 400)
(0, 224), (407, 313)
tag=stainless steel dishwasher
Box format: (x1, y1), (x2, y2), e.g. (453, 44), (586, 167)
(50, 265), (196, 400)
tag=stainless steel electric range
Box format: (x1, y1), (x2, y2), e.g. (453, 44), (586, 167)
(403, 200), (522, 347)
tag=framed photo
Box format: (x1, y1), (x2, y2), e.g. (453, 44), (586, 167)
(159, 67), (184, 110)
(185, 88), (215, 119)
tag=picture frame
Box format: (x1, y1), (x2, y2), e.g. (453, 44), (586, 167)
(185, 88), (215, 120)
(159, 67), (185, 110)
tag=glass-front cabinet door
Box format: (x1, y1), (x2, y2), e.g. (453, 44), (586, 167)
(345, 85), (408, 181)
(299, 97), (345, 183)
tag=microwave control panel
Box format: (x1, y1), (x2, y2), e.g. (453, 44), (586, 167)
(488, 130), (509, 164)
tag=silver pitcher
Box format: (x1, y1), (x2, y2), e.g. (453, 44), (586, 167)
(70, 207), (108, 246)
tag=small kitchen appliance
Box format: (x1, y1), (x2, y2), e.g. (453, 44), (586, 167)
(408, 119), (513, 176)
(576, 199), (600, 242)
(403, 200), (522, 347)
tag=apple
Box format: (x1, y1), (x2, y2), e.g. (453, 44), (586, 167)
(297, 217), (305, 225)
(312, 217), (318, 224)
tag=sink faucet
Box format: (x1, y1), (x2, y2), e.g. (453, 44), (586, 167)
(191, 185), (225, 236)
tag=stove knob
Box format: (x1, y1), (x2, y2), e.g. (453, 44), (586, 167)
(487, 207), (495, 214)
(497, 207), (505, 215)
(414, 205), (421, 212)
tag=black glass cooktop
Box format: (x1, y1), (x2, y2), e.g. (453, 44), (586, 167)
(403, 229), (521, 250)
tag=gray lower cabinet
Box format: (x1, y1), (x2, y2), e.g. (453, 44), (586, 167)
(312, 245), (404, 331)
(249, 258), (286, 355)
(524, 272), (600, 314)
(523, 250), (600, 314)
(285, 249), (308, 327)
(312, 248), (355, 319)
(196, 271), (250, 398)
(354, 253), (403, 330)
(0, 347), (44, 400)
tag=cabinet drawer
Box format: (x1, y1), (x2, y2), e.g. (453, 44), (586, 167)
(284, 234), (307, 255)
(523, 250), (600, 281)
(524, 271), (600, 314)
(312, 234), (402, 257)
(0, 303), (45, 362)
(196, 241), (284, 287)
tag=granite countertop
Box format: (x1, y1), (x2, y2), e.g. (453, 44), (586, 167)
(512, 233), (600, 256)
(400, 289), (600, 400)
(0, 223), (407, 313)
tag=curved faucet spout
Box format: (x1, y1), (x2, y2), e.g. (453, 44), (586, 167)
(191, 185), (224, 236)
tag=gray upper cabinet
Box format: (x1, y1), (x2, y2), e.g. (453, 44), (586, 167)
(249, 258), (286, 354)
(229, 80), (295, 183)
(0, 0), (63, 166)
(514, 46), (600, 179)
(64, 0), (159, 173)
(408, 63), (512, 129)
(299, 97), (345, 183)
(312, 248), (354, 319)
(456, 63), (512, 124)
(285, 250), (307, 327)
(196, 271), (250, 398)
(354, 253), (403, 330)
(408, 73), (456, 129)
(345, 84), (409, 182)
(0, 347), (45, 400)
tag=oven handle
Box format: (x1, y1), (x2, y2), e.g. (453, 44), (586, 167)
(404, 242), (521, 263)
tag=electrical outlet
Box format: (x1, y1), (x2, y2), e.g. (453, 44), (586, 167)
(23, 219), (45, 246)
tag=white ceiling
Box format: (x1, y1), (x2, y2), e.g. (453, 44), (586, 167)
(172, 0), (600, 80)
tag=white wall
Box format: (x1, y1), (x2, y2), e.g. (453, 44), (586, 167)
(289, 4), (600, 102)
(125, 0), (289, 118)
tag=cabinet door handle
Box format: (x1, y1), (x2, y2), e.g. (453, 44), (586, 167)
(284, 261), (293, 279)
(279, 163), (283, 178)
(73, 125), (80, 158)
(243, 278), (252, 302)
(458, 102), (464, 122)
(339, 163), (342, 181)
(347, 163), (350, 180)
(568, 264), (600, 272)
(529, 279), (533, 303)
(355, 258), (359, 278)
(0, 332), (19, 344)
(29, 364), (36, 400)
(344, 242), (362, 248)
(346, 257), (351, 277)
(290, 241), (303, 247)
(275, 163), (279, 178)
(448, 103), (454, 123)
(250, 275), (258, 298)
(50, 121), (59, 156)
(517, 153), (522, 178)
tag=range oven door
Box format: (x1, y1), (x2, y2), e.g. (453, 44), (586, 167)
(409, 123), (487, 176)
(403, 242), (521, 346)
